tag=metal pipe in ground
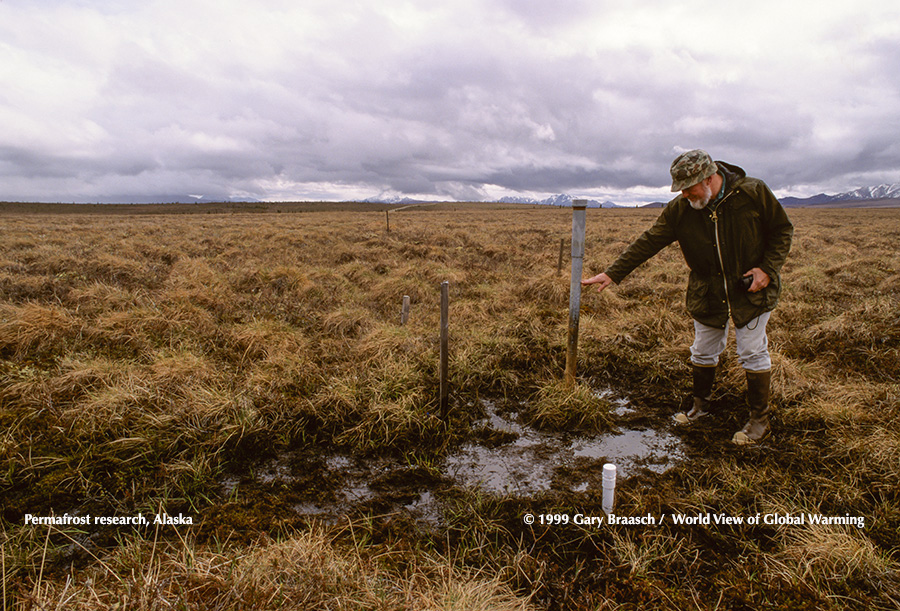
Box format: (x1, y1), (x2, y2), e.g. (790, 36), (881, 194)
(565, 200), (587, 387)
(440, 280), (449, 419)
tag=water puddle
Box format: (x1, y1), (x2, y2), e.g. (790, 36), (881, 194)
(222, 390), (685, 524)
(594, 388), (636, 417)
(445, 399), (684, 496)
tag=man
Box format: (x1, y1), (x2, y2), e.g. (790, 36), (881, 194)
(582, 149), (793, 445)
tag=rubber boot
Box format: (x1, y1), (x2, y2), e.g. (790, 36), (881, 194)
(674, 364), (716, 424)
(732, 370), (771, 445)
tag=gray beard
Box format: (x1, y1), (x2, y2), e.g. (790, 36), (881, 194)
(688, 197), (710, 210)
(687, 182), (713, 210)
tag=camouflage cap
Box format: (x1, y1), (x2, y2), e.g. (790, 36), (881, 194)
(670, 149), (718, 192)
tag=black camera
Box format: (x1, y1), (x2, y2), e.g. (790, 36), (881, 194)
(738, 275), (753, 292)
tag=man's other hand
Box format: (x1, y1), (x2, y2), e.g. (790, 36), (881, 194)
(743, 268), (771, 293)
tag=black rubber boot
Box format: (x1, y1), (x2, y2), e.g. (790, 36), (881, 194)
(674, 364), (716, 424)
(732, 370), (772, 445)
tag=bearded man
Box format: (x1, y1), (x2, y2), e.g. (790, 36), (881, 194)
(582, 149), (793, 445)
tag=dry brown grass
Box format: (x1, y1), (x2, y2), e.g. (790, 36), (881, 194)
(8, 525), (535, 610)
(2, 205), (900, 609)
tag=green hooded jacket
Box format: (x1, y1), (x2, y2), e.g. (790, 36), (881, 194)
(604, 161), (794, 329)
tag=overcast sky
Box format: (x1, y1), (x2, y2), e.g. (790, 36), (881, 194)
(1, 0), (898, 204)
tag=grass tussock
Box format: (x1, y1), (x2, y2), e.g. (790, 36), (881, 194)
(523, 380), (614, 432)
(771, 524), (899, 587)
(10, 526), (534, 611)
(3, 206), (900, 609)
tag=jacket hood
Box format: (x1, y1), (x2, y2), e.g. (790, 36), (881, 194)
(715, 160), (747, 192)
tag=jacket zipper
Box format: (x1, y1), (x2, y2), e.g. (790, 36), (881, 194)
(709, 193), (734, 321)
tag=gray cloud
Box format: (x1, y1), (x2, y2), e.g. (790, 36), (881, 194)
(0, 0), (898, 204)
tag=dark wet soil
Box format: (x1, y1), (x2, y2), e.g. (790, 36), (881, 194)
(214, 387), (688, 530)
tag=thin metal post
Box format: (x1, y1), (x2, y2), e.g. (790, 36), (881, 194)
(400, 295), (410, 325)
(440, 281), (449, 418)
(557, 237), (565, 276)
(565, 200), (587, 387)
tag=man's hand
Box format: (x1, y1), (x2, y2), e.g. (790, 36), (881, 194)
(743, 268), (771, 293)
(582, 272), (614, 293)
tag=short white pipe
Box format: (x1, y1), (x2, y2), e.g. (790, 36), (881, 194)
(602, 463), (616, 514)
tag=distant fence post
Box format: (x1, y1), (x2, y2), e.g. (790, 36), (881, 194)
(385, 210), (390, 233)
(557, 237), (565, 276)
(401, 295), (410, 325)
(565, 200), (587, 387)
(440, 281), (450, 419)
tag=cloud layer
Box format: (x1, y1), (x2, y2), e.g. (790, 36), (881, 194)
(1, 0), (898, 204)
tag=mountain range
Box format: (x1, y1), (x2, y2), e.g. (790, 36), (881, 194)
(363, 193), (620, 207)
(365, 184), (900, 208)
(497, 194), (619, 207)
(53, 182), (900, 207)
(779, 183), (900, 207)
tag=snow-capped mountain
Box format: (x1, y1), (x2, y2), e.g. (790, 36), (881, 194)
(781, 183), (900, 207)
(842, 183), (900, 200)
(498, 196), (540, 204)
(362, 195), (430, 204)
(500, 193), (619, 207)
(365, 193), (621, 207)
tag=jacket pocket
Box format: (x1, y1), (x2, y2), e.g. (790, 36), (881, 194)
(746, 275), (779, 310)
(685, 275), (711, 317)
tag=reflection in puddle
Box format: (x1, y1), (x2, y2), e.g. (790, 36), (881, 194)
(595, 388), (636, 417)
(224, 390), (685, 523)
(446, 399), (684, 495)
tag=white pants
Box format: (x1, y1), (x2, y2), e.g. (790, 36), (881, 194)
(690, 312), (772, 372)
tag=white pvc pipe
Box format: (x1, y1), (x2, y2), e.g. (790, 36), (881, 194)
(602, 463), (616, 514)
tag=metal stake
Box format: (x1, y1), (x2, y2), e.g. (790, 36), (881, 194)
(440, 281), (449, 418)
(565, 200), (587, 387)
